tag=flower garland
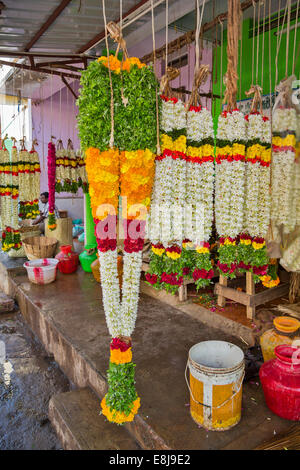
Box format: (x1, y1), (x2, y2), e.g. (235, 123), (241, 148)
(271, 107), (297, 235)
(147, 94), (189, 293)
(237, 111), (271, 282)
(47, 142), (57, 230)
(215, 109), (246, 278)
(55, 143), (89, 194)
(78, 53), (157, 424)
(186, 105), (215, 287)
(18, 148), (41, 220)
(0, 145), (21, 251)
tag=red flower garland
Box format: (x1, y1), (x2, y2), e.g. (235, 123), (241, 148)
(47, 142), (57, 230)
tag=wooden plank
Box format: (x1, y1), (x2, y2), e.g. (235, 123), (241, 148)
(0, 59), (80, 81)
(217, 276), (228, 307)
(250, 283), (289, 307)
(215, 283), (250, 306)
(246, 272), (255, 319)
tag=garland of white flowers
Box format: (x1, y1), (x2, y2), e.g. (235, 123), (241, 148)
(215, 109), (246, 278)
(186, 106), (214, 244)
(271, 107), (297, 235)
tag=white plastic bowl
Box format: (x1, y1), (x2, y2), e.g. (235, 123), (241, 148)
(23, 258), (59, 285)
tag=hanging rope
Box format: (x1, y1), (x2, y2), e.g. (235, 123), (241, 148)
(223, 0), (241, 111)
(188, 65), (210, 108)
(245, 84), (263, 113)
(102, 0), (115, 149)
(285, 0), (292, 77)
(268, 0), (272, 123)
(261, 0), (266, 89)
(251, 0), (256, 86)
(165, 0), (168, 71)
(275, 0), (288, 88)
(150, 0), (161, 155)
(239, 10), (243, 101)
(195, 0), (206, 72)
(219, 19), (224, 112)
(255, 0), (261, 84)
(292, 0), (299, 74)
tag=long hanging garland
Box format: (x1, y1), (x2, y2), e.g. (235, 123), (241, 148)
(47, 141), (57, 231)
(18, 140), (40, 220)
(237, 86), (271, 282)
(0, 140), (20, 251)
(55, 139), (89, 194)
(78, 18), (158, 423)
(186, 66), (215, 288)
(215, 0), (246, 279)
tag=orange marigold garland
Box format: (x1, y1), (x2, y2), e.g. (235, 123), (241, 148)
(78, 50), (158, 424)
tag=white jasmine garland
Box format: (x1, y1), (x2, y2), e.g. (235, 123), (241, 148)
(121, 251), (143, 337)
(271, 107), (297, 233)
(98, 249), (121, 337)
(160, 100), (174, 133)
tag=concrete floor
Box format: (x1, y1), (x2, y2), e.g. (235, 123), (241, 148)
(0, 311), (69, 450)
(0, 251), (295, 450)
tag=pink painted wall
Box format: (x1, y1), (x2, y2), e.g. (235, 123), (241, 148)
(129, 29), (213, 109)
(31, 80), (80, 192)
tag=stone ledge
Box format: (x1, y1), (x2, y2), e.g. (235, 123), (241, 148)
(49, 388), (140, 450)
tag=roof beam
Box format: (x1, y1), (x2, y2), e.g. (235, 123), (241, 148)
(0, 50), (96, 59)
(76, 0), (150, 54)
(61, 76), (78, 100)
(0, 59), (81, 81)
(23, 0), (73, 52)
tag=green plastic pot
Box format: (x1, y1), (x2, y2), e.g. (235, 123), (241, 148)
(79, 244), (97, 272)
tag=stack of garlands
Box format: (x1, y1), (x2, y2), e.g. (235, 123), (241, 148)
(272, 106), (297, 235)
(18, 141), (41, 220)
(47, 141), (57, 231)
(0, 141), (20, 251)
(78, 46), (158, 424)
(215, 108), (246, 278)
(147, 68), (190, 294)
(238, 87), (271, 282)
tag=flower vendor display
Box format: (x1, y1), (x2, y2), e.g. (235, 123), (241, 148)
(55, 139), (88, 194)
(215, 108), (246, 278)
(0, 141), (20, 251)
(18, 141), (40, 220)
(47, 141), (57, 231)
(78, 40), (158, 424)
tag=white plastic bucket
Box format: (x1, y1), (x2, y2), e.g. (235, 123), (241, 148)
(186, 340), (245, 431)
(24, 258), (59, 285)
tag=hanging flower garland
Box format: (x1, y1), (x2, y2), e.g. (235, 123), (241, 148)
(0, 144), (20, 251)
(55, 140), (89, 194)
(271, 107), (297, 235)
(47, 141), (57, 230)
(18, 144), (40, 220)
(237, 109), (271, 282)
(147, 85), (188, 294)
(186, 102), (215, 287)
(215, 109), (246, 278)
(78, 50), (157, 424)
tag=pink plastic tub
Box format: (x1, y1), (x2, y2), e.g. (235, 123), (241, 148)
(24, 258), (59, 285)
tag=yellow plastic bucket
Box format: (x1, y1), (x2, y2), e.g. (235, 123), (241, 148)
(186, 341), (245, 431)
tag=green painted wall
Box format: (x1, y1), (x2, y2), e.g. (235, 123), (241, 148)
(212, 12), (300, 122)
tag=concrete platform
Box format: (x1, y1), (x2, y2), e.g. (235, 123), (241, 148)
(0, 253), (293, 450)
(49, 388), (139, 450)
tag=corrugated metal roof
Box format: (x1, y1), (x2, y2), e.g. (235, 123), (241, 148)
(0, 0), (170, 55)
